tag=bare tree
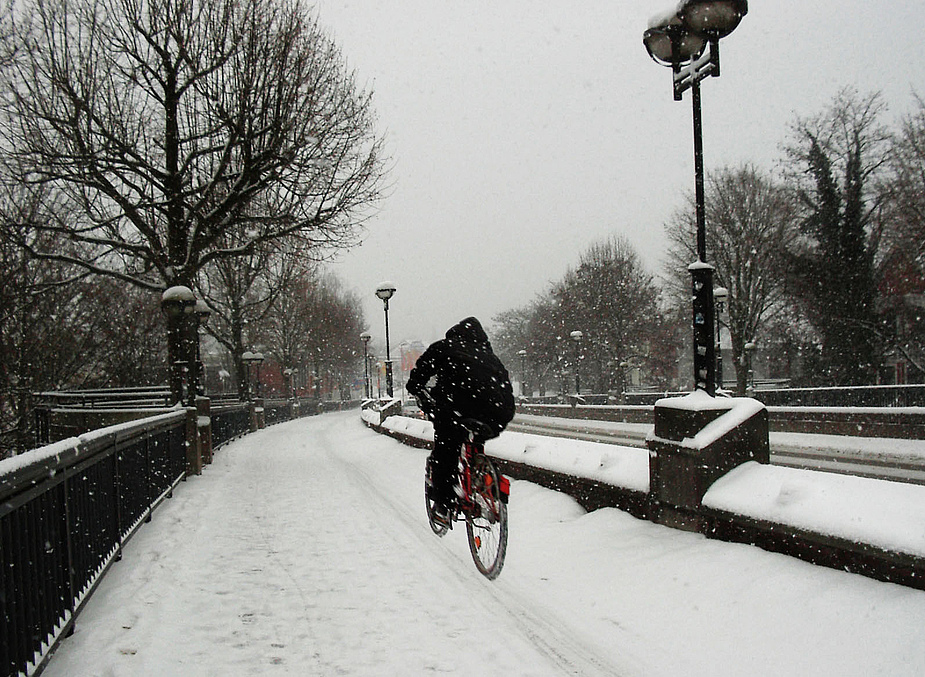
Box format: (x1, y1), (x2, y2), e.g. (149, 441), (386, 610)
(197, 234), (300, 398)
(664, 164), (798, 393)
(3, 0), (386, 400)
(494, 236), (671, 397)
(553, 237), (667, 394)
(874, 92), (925, 380)
(261, 270), (365, 399)
(887, 92), (925, 267)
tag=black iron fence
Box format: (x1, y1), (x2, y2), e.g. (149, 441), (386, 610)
(210, 403), (252, 448)
(0, 411), (187, 677)
(3, 391), (363, 676)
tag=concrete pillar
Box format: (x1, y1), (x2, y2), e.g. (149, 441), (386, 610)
(646, 393), (769, 531)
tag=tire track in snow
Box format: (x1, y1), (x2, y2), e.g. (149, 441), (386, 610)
(320, 414), (633, 677)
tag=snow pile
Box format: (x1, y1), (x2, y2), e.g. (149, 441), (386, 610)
(374, 414), (649, 492)
(380, 415), (434, 442)
(704, 461), (925, 557)
(359, 407), (380, 427)
(488, 431), (650, 493)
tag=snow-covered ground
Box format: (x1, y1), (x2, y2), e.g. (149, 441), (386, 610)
(44, 411), (925, 676)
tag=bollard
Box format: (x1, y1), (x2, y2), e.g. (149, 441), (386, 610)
(197, 396), (212, 465)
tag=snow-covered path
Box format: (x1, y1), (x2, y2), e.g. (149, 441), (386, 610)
(44, 412), (925, 676)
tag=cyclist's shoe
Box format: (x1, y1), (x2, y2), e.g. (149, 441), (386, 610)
(432, 503), (452, 528)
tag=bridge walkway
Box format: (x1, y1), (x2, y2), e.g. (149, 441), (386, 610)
(42, 411), (925, 677)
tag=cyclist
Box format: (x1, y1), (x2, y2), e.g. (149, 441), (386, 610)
(407, 317), (515, 526)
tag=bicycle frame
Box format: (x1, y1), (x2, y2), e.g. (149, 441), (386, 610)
(457, 438), (510, 517)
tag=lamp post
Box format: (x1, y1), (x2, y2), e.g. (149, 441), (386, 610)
(360, 332), (372, 399)
(518, 349), (528, 398)
(570, 330), (583, 395)
(643, 0), (747, 396)
(193, 299), (211, 401)
(744, 340), (756, 395)
(160, 286), (197, 405)
(375, 282), (396, 398)
(713, 287), (728, 392)
(253, 352), (264, 397)
(241, 351), (264, 400)
(619, 360), (630, 404)
(241, 351), (254, 399)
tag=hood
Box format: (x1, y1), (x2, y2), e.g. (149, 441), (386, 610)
(445, 316), (490, 347)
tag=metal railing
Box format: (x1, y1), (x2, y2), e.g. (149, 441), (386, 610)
(3, 390), (363, 676)
(1, 410), (187, 677)
(523, 384), (925, 408)
(210, 403), (252, 448)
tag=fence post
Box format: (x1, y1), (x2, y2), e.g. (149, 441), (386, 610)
(197, 396), (212, 465)
(185, 407), (202, 475)
(255, 397), (266, 429)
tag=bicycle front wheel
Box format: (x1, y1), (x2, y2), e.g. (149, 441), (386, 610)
(466, 455), (508, 579)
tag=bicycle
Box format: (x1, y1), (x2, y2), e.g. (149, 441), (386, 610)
(424, 418), (510, 580)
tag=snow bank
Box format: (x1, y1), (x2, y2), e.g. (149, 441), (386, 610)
(375, 415), (651, 494)
(380, 415), (434, 442)
(487, 431), (650, 493)
(704, 461), (925, 558)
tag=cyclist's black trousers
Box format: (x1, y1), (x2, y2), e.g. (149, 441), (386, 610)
(430, 417), (467, 509)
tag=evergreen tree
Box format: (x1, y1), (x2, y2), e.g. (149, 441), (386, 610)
(784, 90), (887, 386)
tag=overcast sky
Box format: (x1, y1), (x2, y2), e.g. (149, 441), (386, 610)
(313, 0), (923, 350)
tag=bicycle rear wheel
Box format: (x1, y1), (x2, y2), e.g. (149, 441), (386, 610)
(424, 456), (449, 537)
(466, 455), (508, 579)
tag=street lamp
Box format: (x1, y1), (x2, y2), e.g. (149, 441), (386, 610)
(643, 0), (747, 396)
(360, 332), (372, 399)
(193, 299), (211, 400)
(517, 349), (528, 398)
(744, 340), (756, 395)
(241, 350), (264, 400)
(570, 330), (583, 395)
(619, 361), (631, 404)
(375, 282), (396, 398)
(713, 287), (728, 392)
(160, 285), (197, 405)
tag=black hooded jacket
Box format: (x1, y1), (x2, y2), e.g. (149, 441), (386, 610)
(406, 317), (515, 438)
